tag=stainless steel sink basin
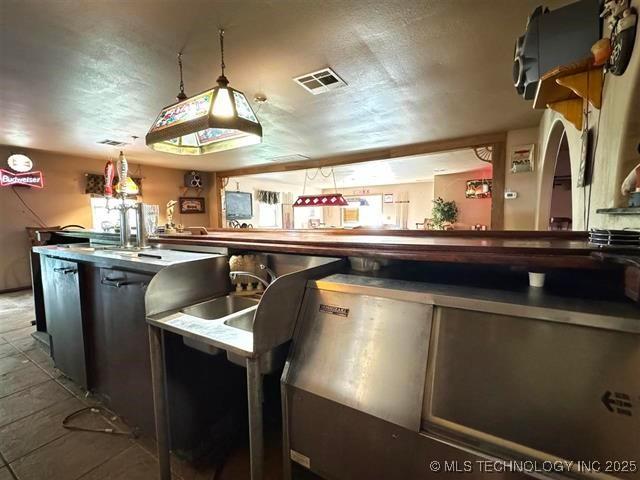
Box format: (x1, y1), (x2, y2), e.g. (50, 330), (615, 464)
(182, 295), (258, 320)
(224, 311), (255, 331)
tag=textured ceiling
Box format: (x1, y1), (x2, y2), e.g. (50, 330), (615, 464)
(0, 0), (552, 172)
(244, 149), (491, 188)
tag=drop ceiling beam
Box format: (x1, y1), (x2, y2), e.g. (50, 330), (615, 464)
(216, 132), (507, 177)
(212, 131), (508, 229)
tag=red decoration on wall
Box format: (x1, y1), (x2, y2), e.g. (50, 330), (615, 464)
(0, 169), (44, 188)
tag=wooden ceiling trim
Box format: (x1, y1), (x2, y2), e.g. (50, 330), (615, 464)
(216, 132), (508, 177)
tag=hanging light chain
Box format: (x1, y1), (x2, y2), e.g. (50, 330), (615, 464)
(176, 52), (187, 101)
(331, 167), (338, 193)
(219, 29), (225, 77)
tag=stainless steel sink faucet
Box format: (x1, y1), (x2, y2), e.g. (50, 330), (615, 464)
(229, 264), (276, 289)
(259, 264), (277, 284)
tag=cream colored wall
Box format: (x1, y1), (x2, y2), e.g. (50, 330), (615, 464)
(0, 146), (210, 291)
(321, 181), (434, 229)
(504, 128), (539, 230)
(433, 168), (492, 229)
(536, 2), (640, 231)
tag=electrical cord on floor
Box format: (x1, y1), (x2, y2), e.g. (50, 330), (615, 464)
(62, 406), (138, 438)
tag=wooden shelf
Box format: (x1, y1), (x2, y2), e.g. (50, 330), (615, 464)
(556, 67), (603, 109)
(533, 59), (604, 131)
(548, 98), (584, 130)
(596, 207), (640, 215)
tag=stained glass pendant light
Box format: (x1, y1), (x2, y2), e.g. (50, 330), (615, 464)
(146, 30), (262, 155)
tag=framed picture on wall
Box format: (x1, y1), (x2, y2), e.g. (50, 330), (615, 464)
(383, 194), (394, 203)
(179, 196), (206, 214)
(465, 179), (492, 199)
(342, 207), (360, 224)
(511, 144), (535, 173)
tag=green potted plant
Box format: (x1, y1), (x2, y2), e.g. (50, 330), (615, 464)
(431, 197), (458, 230)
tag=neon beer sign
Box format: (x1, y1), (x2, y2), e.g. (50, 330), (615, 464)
(1, 154), (44, 188)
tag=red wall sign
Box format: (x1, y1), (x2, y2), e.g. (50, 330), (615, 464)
(0, 169), (45, 188)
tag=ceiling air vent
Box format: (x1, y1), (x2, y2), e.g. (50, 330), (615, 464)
(97, 139), (129, 147)
(294, 68), (347, 95)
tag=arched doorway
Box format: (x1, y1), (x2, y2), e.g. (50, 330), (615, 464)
(549, 134), (572, 229)
(536, 119), (574, 230)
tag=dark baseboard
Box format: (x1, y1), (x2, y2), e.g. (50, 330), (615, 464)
(0, 286), (32, 295)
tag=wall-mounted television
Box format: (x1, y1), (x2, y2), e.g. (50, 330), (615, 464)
(225, 191), (253, 220)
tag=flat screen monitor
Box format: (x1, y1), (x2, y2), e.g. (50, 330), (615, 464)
(225, 191), (253, 220)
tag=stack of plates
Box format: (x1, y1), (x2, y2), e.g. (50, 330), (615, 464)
(589, 229), (640, 248)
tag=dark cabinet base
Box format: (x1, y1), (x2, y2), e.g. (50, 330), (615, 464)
(86, 267), (155, 436)
(41, 256), (87, 389)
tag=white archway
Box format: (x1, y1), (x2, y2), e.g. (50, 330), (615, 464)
(536, 119), (568, 230)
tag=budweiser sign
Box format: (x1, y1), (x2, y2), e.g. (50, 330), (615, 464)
(0, 168), (45, 188)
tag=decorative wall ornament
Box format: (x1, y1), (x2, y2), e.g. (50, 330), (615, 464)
(473, 146), (493, 163)
(7, 154), (33, 172)
(511, 144), (535, 173)
(602, 0), (637, 76)
(179, 197), (206, 214)
(465, 179), (493, 199)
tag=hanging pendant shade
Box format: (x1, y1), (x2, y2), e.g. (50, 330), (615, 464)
(146, 30), (262, 155)
(293, 193), (349, 207)
(293, 168), (348, 207)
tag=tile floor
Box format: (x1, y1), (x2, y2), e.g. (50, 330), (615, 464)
(0, 290), (293, 480)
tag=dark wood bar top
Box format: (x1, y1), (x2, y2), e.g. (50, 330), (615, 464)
(151, 229), (633, 269)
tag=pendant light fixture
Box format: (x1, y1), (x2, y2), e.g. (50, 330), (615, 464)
(146, 29), (262, 155)
(293, 168), (349, 207)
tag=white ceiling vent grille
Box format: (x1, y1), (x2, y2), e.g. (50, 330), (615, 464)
(97, 139), (129, 147)
(294, 68), (346, 95)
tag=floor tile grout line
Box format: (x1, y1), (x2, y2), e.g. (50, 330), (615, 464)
(0, 376), (51, 401)
(0, 324), (36, 337)
(0, 346), (22, 360)
(134, 438), (185, 480)
(0, 392), (72, 431)
(69, 437), (136, 480)
(0, 451), (19, 480)
(0, 361), (33, 379)
(73, 443), (143, 480)
(3, 429), (75, 467)
(27, 352), (63, 381)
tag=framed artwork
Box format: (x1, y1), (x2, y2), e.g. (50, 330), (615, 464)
(511, 144), (535, 173)
(342, 207), (360, 224)
(465, 179), (492, 199)
(383, 194), (394, 203)
(179, 196), (206, 214)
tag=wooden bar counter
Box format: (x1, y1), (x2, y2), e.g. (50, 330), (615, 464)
(151, 229), (621, 270)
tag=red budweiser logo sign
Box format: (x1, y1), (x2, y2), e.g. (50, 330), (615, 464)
(0, 168), (45, 188)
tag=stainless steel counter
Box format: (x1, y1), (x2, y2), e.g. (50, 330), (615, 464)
(282, 273), (640, 480)
(311, 273), (640, 333)
(33, 244), (218, 274)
